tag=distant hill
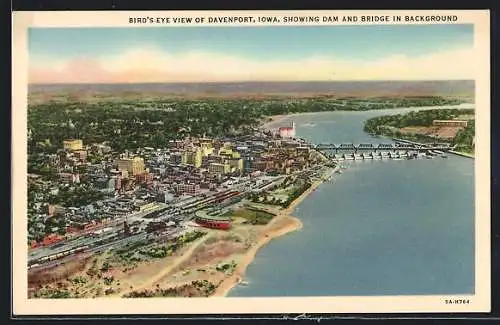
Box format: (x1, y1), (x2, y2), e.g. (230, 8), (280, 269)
(28, 80), (474, 103)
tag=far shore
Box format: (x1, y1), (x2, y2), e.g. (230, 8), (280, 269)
(260, 103), (475, 130)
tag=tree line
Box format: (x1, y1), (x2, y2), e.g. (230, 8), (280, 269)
(363, 109), (475, 153)
(28, 97), (464, 154)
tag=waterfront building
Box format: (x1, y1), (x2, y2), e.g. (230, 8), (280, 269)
(116, 157), (145, 176)
(278, 122), (296, 138)
(194, 215), (231, 230)
(63, 139), (83, 151)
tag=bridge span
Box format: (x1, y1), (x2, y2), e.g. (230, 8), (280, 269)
(323, 151), (427, 161)
(310, 142), (452, 152)
(308, 140), (453, 161)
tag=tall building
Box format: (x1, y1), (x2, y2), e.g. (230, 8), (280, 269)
(227, 158), (244, 173)
(182, 148), (203, 167)
(116, 157), (145, 176)
(63, 139), (83, 151)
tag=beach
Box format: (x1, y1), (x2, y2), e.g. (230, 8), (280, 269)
(212, 180), (323, 297)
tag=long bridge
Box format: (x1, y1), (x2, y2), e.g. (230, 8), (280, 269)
(308, 139), (454, 160)
(311, 143), (452, 152)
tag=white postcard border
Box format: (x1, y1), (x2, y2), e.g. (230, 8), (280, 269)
(12, 9), (491, 315)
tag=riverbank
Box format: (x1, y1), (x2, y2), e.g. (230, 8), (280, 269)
(212, 216), (302, 297)
(213, 179), (323, 297)
(449, 150), (475, 159)
(221, 107), (476, 298)
(63, 180), (324, 298)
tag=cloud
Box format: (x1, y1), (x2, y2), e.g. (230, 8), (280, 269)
(28, 47), (476, 84)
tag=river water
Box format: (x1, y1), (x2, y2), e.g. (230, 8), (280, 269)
(228, 105), (475, 296)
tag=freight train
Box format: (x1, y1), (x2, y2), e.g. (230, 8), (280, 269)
(28, 245), (89, 269)
(181, 190), (241, 213)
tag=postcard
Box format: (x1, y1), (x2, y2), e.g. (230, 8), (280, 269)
(12, 9), (490, 315)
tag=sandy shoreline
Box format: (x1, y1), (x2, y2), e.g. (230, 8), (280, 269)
(212, 180), (323, 297)
(260, 113), (303, 129)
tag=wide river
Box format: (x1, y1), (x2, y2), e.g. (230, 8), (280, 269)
(228, 104), (475, 297)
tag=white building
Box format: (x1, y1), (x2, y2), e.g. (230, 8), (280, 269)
(278, 122), (296, 138)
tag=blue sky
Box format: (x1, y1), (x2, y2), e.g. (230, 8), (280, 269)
(28, 25), (475, 83)
(29, 25), (473, 61)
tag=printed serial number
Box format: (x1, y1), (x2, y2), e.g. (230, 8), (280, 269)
(445, 299), (470, 304)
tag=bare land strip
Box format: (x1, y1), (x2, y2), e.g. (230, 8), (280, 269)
(28, 91), (473, 105)
(399, 126), (464, 139)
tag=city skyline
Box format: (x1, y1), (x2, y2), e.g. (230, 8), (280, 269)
(29, 25), (475, 84)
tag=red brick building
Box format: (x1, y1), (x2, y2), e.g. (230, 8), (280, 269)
(195, 216), (231, 230)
